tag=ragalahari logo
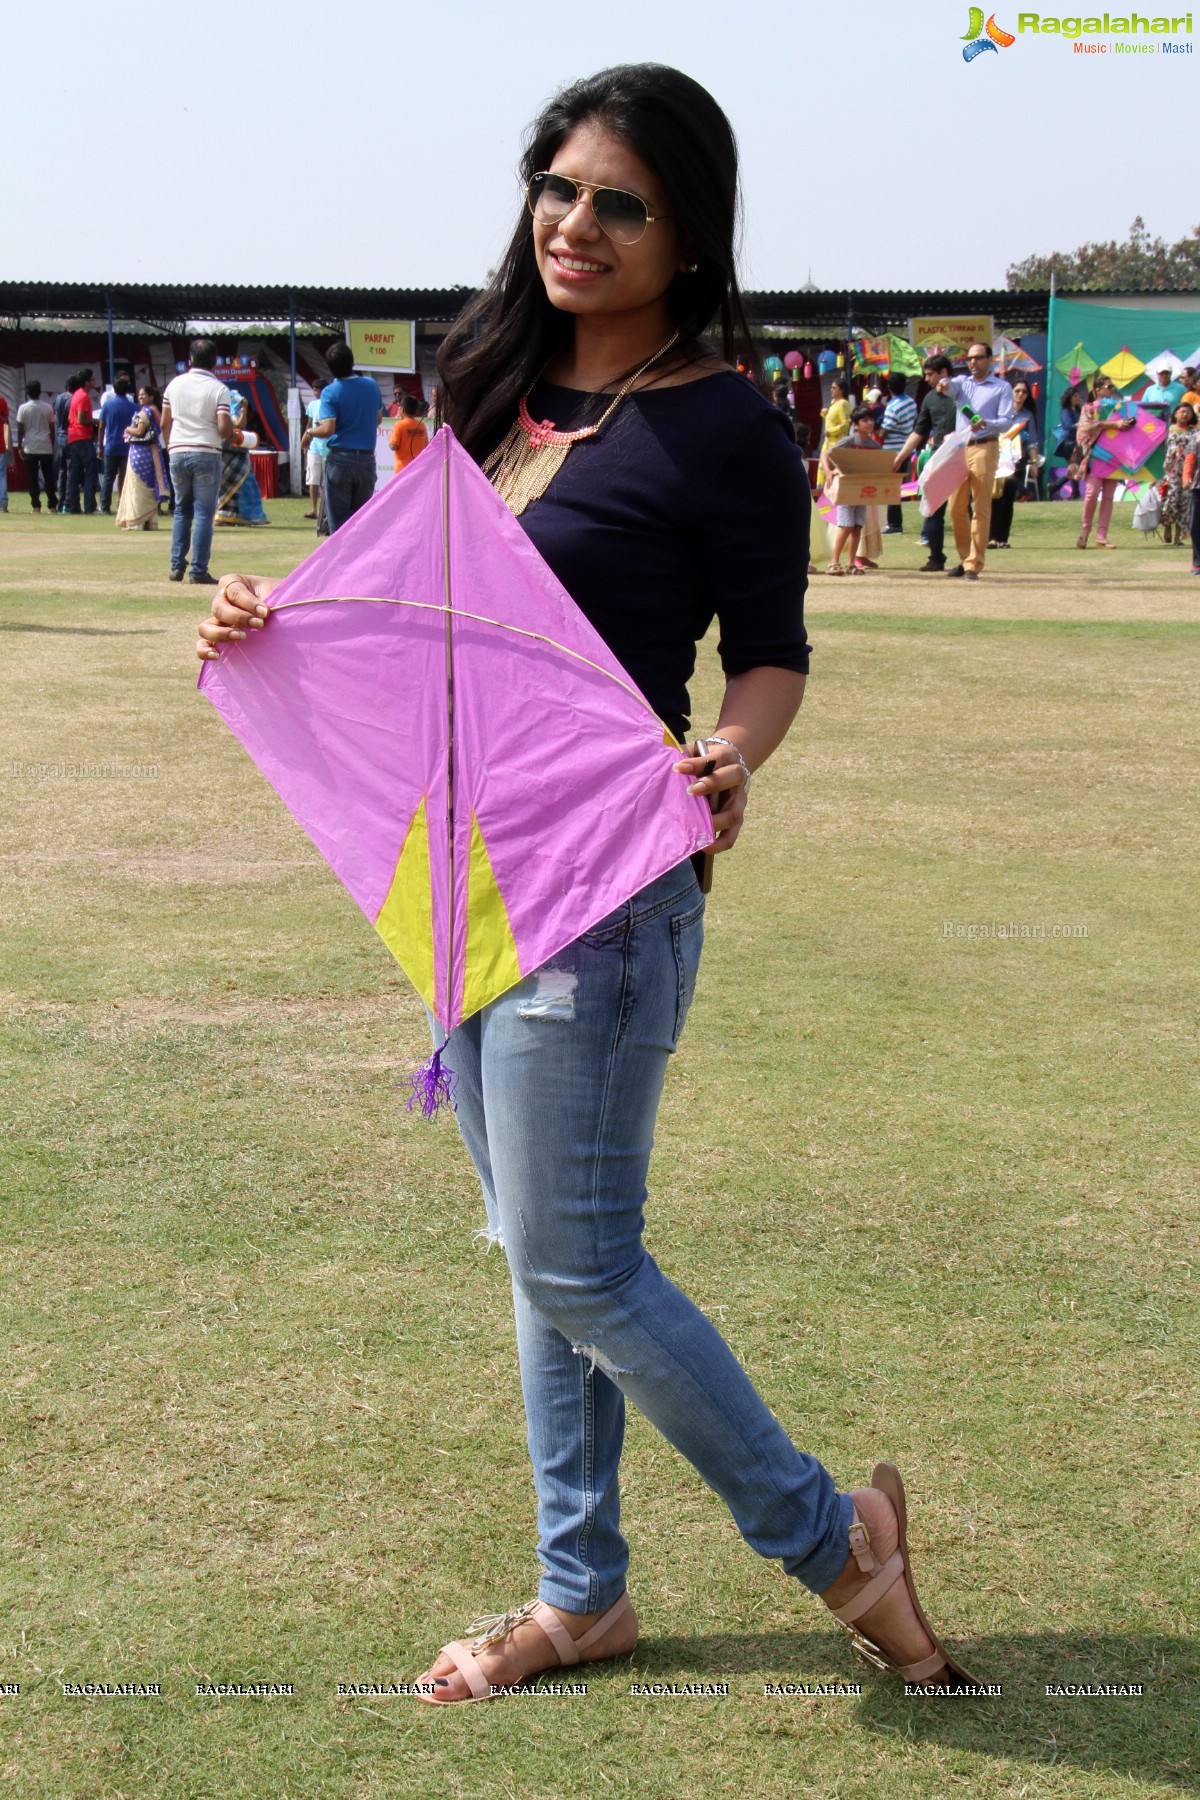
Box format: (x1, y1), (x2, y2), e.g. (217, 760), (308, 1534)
(962, 7), (1016, 56)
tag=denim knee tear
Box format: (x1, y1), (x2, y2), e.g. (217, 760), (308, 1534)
(471, 1225), (504, 1252)
(515, 965), (578, 1021)
(572, 1342), (635, 1379)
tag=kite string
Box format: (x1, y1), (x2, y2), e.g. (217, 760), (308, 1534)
(268, 595), (667, 730)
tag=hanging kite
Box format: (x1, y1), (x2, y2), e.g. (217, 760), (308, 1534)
(851, 336), (891, 374)
(1099, 346), (1144, 388)
(1054, 342), (1098, 385)
(198, 429), (714, 1107)
(886, 335), (924, 377)
(993, 334), (1041, 374)
(1142, 348), (1185, 382)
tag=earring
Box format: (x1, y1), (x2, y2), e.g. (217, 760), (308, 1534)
(685, 261), (699, 274)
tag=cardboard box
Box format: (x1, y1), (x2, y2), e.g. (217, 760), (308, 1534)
(824, 444), (902, 506)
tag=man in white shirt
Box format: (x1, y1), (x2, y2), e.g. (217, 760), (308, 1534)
(16, 380), (57, 513)
(162, 339), (237, 584)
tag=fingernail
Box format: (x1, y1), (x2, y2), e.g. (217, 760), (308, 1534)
(434, 1677), (449, 1689)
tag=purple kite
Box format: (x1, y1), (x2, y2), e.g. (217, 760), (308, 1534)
(198, 428), (715, 1084)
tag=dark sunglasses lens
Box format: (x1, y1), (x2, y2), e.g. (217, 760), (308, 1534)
(530, 173), (578, 220)
(593, 187), (649, 243)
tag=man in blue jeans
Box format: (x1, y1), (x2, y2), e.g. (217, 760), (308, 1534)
(310, 340), (383, 532)
(162, 340), (237, 583)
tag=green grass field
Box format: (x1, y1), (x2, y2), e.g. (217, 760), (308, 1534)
(1, 497), (1196, 1799)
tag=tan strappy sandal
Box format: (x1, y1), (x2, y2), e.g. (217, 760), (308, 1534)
(413, 1592), (635, 1705)
(828, 1463), (979, 1691)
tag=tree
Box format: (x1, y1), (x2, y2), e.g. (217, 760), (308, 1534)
(1006, 217), (1200, 292)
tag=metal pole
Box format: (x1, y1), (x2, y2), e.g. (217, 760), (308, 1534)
(287, 290), (302, 499)
(105, 290), (115, 386)
(1043, 273), (1058, 494)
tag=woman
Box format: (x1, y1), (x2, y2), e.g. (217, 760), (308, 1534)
(1073, 375), (1130, 549)
(116, 385), (169, 530)
(817, 376), (850, 489)
(988, 378), (1037, 549)
(215, 389), (269, 527)
(1055, 385), (1083, 499)
(1161, 402), (1196, 546)
(196, 64), (978, 1700)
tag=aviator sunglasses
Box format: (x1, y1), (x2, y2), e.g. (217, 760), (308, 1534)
(526, 171), (672, 246)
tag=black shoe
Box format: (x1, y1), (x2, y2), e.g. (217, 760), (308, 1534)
(189, 572), (217, 585)
(964, 571), (979, 581)
(919, 558), (946, 573)
(881, 527), (902, 535)
(169, 568), (185, 582)
(946, 564), (965, 578)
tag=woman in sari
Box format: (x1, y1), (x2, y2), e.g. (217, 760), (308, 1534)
(215, 390), (269, 527)
(116, 385), (170, 530)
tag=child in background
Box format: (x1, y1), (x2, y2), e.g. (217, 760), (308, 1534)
(827, 405), (879, 576)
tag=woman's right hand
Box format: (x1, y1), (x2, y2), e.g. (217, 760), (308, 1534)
(195, 574), (280, 662)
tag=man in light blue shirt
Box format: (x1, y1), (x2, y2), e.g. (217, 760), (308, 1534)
(1140, 366), (1185, 421)
(944, 343), (1016, 580)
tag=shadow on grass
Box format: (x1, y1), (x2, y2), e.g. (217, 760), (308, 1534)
(0, 623), (166, 636)
(632, 1630), (1195, 1790)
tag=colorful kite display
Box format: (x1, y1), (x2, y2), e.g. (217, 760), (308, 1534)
(1099, 346), (1144, 388)
(1142, 348), (1186, 382)
(1054, 342), (1099, 384)
(993, 334), (1041, 374)
(198, 429), (714, 1101)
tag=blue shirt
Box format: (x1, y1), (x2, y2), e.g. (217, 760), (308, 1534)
(318, 376), (381, 451)
(1141, 379), (1185, 417)
(880, 393), (917, 449)
(99, 392), (137, 455)
(947, 372), (1015, 441)
(306, 396), (329, 459)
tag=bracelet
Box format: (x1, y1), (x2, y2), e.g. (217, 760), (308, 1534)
(698, 735), (752, 796)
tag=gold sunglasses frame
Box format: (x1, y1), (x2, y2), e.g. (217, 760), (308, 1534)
(526, 171), (672, 246)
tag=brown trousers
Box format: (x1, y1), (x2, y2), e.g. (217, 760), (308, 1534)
(948, 438), (1000, 574)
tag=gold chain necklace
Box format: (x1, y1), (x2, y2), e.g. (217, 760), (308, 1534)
(483, 330), (681, 516)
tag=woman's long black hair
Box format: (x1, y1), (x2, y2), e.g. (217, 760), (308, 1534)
(436, 63), (756, 458)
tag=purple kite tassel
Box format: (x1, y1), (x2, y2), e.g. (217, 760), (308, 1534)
(402, 1038), (457, 1118)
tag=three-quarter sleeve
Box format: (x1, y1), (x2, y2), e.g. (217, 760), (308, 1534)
(704, 407), (811, 678)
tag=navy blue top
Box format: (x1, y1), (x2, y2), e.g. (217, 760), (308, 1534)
(493, 370), (811, 740)
(100, 392), (137, 455)
(318, 375), (381, 451)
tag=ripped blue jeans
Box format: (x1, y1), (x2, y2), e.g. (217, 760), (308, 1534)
(442, 864), (854, 1613)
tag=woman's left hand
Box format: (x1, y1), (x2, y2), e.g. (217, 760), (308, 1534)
(673, 740), (749, 853)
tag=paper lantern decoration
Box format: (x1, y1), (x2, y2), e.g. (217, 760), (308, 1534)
(803, 362), (813, 379)
(783, 351), (803, 370)
(763, 354), (784, 378)
(817, 349), (837, 375)
(1099, 346), (1144, 388)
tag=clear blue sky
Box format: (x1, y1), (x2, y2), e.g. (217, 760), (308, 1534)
(8, 0), (1197, 293)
